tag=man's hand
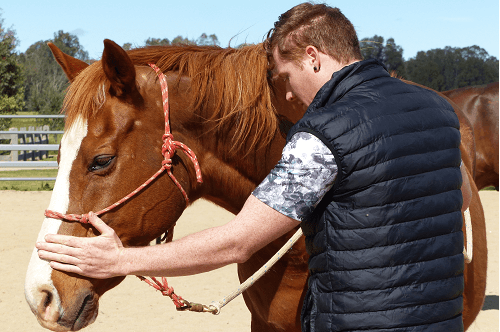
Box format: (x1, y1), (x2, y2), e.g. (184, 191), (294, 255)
(36, 212), (125, 279)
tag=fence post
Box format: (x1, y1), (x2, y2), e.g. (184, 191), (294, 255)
(9, 128), (18, 161)
(0, 128), (19, 162)
(19, 127), (26, 161)
(41, 125), (49, 159)
(28, 126), (35, 161)
(34, 126), (41, 160)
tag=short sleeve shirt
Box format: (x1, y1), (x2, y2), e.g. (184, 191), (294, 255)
(252, 132), (338, 221)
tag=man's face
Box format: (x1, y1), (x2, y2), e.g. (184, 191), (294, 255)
(271, 48), (318, 108)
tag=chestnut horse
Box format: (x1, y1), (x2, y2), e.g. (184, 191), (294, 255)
(442, 82), (499, 190)
(25, 40), (487, 331)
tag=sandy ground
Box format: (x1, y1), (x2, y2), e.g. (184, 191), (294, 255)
(1, 191), (497, 331)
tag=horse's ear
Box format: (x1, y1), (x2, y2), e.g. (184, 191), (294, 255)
(47, 42), (89, 82)
(101, 39), (136, 97)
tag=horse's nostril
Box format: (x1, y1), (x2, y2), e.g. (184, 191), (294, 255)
(42, 290), (53, 310)
(37, 288), (60, 323)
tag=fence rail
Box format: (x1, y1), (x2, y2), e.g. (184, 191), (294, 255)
(0, 115), (64, 181)
(0, 115), (65, 118)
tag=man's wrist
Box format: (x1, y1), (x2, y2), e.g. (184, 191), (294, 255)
(116, 247), (132, 276)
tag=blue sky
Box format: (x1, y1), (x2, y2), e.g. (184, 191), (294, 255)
(2, 0), (499, 61)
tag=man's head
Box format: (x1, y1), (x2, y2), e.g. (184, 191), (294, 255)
(264, 3), (362, 107)
(264, 2), (362, 68)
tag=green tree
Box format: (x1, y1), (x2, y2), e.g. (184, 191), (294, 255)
(145, 37), (170, 46)
(19, 31), (89, 130)
(384, 38), (406, 77)
(360, 35), (406, 77)
(360, 35), (385, 61)
(171, 35), (195, 45)
(0, 11), (24, 130)
(455, 46), (499, 88)
(123, 33), (220, 50)
(196, 33), (219, 46)
(405, 46), (499, 91)
(52, 30), (88, 60)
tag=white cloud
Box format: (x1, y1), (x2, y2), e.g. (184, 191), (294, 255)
(70, 28), (87, 37)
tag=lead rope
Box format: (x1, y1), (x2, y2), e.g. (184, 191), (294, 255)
(463, 208), (473, 263)
(144, 228), (304, 314)
(209, 228), (303, 314)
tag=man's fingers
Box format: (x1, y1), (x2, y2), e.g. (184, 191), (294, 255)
(38, 249), (81, 266)
(88, 212), (113, 235)
(37, 241), (81, 258)
(49, 261), (84, 275)
(37, 240), (71, 253)
(43, 233), (79, 247)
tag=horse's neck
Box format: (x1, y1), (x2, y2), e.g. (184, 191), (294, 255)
(177, 75), (304, 214)
(199, 136), (286, 214)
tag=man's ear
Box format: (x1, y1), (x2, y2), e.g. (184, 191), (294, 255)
(305, 45), (320, 69)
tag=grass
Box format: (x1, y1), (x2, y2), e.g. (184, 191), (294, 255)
(0, 169), (57, 191)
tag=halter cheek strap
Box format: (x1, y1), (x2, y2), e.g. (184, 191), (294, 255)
(44, 63), (202, 223)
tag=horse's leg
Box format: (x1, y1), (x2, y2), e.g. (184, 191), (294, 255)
(239, 232), (308, 332)
(246, 279), (305, 332)
(462, 175), (488, 330)
(250, 317), (283, 332)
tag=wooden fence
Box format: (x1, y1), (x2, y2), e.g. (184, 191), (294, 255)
(0, 115), (64, 181)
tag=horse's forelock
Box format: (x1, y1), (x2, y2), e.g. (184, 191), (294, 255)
(63, 62), (107, 130)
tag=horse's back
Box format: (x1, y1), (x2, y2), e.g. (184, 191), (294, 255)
(443, 82), (499, 190)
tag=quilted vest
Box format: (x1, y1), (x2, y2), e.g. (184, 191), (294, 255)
(289, 59), (464, 331)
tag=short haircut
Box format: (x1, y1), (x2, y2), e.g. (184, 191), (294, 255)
(264, 2), (362, 67)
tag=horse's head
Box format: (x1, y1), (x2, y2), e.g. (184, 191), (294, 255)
(25, 39), (307, 331)
(24, 40), (203, 331)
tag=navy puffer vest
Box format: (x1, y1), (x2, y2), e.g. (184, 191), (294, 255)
(289, 60), (464, 331)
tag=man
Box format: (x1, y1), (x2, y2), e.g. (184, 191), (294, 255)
(37, 3), (465, 331)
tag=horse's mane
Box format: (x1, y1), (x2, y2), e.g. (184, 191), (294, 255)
(63, 44), (278, 154)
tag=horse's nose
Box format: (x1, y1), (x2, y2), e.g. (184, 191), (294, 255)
(26, 285), (68, 331)
(29, 286), (98, 331)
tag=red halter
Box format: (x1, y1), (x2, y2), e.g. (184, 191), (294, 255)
(44, 63), (203, 223)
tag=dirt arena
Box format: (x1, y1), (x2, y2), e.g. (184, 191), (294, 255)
(1, 190), (498, 331)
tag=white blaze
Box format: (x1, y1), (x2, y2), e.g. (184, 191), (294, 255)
(25, 116), (88, 314)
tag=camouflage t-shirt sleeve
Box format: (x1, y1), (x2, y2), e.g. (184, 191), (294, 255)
(252, 132), (338, 221)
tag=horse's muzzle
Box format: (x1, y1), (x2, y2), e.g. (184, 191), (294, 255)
(30, 285), (98, 331)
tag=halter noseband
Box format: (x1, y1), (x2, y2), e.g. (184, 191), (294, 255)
(44, 63), (203, 223)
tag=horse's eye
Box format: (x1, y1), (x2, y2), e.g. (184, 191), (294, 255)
(89, 155), (115, 172)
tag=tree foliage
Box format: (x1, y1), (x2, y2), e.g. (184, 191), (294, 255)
(195, 33), (219, 46)
(125, 33), (220, 50)
(359, 35), (498, 91)
(145, 37), (172, 46)
(360, 35), (406, 78)
(19, 31), (89, 129)
(405, 46), (499, 91)
(0, 11), (24, 129)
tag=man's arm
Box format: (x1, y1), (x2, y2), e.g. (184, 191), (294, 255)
(37, 132), (337, 279)
(37, 195), (300, 279)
